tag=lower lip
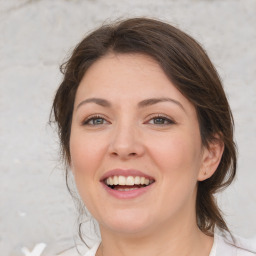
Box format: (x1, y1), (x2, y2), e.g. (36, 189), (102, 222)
(101, 183), (154, 199)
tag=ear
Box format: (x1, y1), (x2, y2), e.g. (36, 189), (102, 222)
(197, 137), (224, 181)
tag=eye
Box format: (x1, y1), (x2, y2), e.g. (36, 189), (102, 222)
(82, 115), (109, 126)
(147, 115), (175, 125)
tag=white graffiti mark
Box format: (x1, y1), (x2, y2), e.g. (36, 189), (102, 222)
(21, 243), (46, 256)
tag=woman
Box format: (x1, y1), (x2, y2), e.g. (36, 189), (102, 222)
(52, 18), (255, 256)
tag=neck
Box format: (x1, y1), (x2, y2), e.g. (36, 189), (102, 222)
(98, 216), (213, 256)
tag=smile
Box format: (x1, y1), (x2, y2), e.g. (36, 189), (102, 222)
(104, 175), (155, 191)
(100, 169), (155, 198)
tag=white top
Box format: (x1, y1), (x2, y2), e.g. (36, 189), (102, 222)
(83, 235), (256, 256)
(58, 234), (256, 256)
(209, 234), (255, 256)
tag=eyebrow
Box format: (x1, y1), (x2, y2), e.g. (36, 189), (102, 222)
(76, 97), (185, 112)
(138, 97), (185, 111)
(76, 98), (111, 110)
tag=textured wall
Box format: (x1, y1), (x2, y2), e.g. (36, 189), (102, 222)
(0, 0), (255, 255)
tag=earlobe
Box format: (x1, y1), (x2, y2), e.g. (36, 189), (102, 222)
(198, 138), (224, 181)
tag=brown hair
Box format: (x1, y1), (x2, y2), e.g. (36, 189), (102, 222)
(51, 17), (236, 237)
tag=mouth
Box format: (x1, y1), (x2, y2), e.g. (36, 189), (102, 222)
(103, 175), (155, 191)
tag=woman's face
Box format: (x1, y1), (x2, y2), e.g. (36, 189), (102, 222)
(70, 53), (210, 235)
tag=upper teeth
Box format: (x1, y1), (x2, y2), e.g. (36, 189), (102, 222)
(105, 176), (152, 186)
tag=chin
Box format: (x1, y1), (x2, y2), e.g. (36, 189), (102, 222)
(99, 209), (153, 235)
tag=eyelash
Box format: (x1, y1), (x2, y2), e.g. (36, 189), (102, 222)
(82, 115), (108, 126)
(82, 114), (176, 126)
(146, 114), (176, 125)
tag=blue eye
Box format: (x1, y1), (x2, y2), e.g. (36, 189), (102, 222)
(82, 115), (174, 126)
(83, 116), (108, 126)
(148, 115), (175, 125)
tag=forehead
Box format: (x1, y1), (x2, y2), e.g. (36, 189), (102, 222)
(75, 53), (194, 111)
(79, 53), (163, 89)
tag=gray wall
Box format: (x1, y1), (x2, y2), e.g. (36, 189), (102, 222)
(1, 0), (255, 255)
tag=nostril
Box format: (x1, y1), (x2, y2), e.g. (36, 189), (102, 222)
(110, 152), (137, 157)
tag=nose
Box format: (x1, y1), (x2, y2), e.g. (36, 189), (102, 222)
(108, 122), (145, 160)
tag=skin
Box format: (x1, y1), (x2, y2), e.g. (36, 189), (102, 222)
(70, 53), (224, 256)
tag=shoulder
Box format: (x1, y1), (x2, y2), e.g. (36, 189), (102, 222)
(215, 233), (256, 256)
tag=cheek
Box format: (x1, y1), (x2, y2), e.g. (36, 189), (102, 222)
(147, 132), (202, 213)
(146, 130), (203, 206)
(149, 132), (202, 173)
(69, 130), (109, 205)
(70, 131), (106, 172)
(69, 131), (106, 212)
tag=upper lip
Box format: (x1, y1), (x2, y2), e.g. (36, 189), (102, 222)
(100, 169), (155, 182)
